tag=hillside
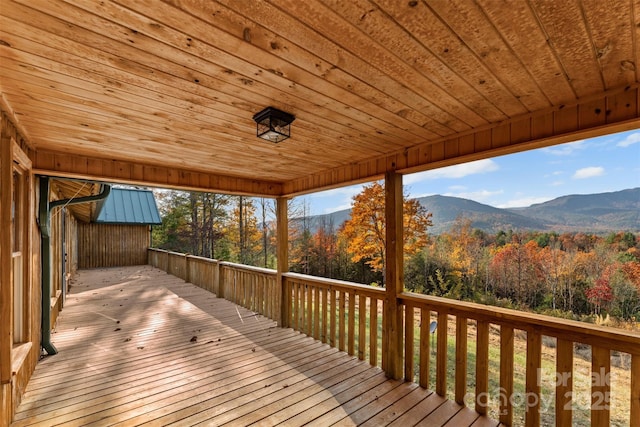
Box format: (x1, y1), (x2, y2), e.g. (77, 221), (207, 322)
(510, 188), (640, 232)
(302, 188), (639, 235)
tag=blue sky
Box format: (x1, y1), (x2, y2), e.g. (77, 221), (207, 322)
(298, 129), (640, 215)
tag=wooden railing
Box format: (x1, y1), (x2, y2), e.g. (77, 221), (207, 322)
(282, 273), (386, 367)
(399, 293), (640, 427)
(148, 249), (640, 427)
(220, 262), (279, 322)
(148, 249), (278, 321)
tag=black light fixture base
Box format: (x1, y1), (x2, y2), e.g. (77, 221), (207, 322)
(252, 106), (295, 143)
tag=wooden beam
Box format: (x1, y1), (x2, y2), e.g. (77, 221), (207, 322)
(0, 122), (13, 385)
(33, 150), (283, 196)
(383, 170), (403, 379)
(283, 86), (640, 196)
(276, 197), (289, 327)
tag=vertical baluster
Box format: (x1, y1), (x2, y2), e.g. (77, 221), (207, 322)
(313, 285), (320, 340)
(500, 326), (514, 426)
(631, 354), (640, 427)
(358, 294), (366, 361)
(339, 290), (346, 352)
(419, 308), (430, 389)
(329, 288), (336, 348)
(253, 273), (257, 310)
(370, 297), (378, 366)
(265, 275), (271, 318)
(436, 312), (448, 397)
(258, 274), (263, 314)
(299, 284), (305, 332)
(591, 346), (610, 427)
(293, 281), (299, 331)
(405, 304), (414, 382)
(306, 283), (313, 337)
(476, 320), (489, 414)
(321, 287), (328, 344)
(456, 316), (468, 406)
(381, 299), (388, 373)
(556, 338), (573, 426)
(525, 330), (541, 427)
(348, 291), (356, 356)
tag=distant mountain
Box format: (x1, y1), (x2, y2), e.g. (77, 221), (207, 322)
(301, 188), (639, 235)
(509, 188), (640, 232)
(416, 195), (547, 234)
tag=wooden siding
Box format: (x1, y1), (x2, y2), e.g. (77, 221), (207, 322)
(12, 266), (498, 427)
(0, 114), (40, 427)
(78, 223), (150, 269)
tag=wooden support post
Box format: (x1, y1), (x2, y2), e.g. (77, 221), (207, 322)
(631, 354), (640, 427)
(384, 171), (404, 379)
(276, 197), (289, 327)
(1, 124), (13, 386)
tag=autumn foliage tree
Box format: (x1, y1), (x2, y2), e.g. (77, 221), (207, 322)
(339, 181), (432, 281)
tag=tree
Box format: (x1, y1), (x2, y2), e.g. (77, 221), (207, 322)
(153, 190), (191, 252)
(227, 196), (262, 265)
(339, 181), (432, 281)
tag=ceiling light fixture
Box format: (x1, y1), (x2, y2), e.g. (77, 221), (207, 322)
(252, 107), (295, 143)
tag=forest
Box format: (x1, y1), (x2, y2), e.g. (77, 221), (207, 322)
(151, 184), (640, 325)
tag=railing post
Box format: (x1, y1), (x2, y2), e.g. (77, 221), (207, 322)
(276, 197), (289, 327)
(383, 171), (404, 380)
(214, 261), (222, 298)
(185, 255), (190, 284)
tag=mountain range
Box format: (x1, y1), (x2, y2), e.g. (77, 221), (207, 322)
(301, 188), (639, 235)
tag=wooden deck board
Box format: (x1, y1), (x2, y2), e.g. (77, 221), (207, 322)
(12, 266), (493, 427)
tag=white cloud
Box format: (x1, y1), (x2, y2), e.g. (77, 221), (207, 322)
(617, 132), (640, 147)
(497, 196), (554, 209)
(550, 180), (564, 187)
(573, 166), (605, 179)
(309, 184), (364, 199)
(448, 185), (467, 191)
(543, 140), (587, 156)
(404, 159), (499, 184)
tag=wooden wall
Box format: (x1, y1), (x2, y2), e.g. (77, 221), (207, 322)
(0, 111), (78, 426)
(0, 113), (40, 427)
(47, 204), (77, 324)
(78, 223), (151, 269)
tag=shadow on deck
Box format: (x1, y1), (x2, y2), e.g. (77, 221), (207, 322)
(12, 266), (499, 426)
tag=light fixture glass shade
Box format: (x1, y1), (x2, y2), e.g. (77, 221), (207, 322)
(252, 107), (295, 143)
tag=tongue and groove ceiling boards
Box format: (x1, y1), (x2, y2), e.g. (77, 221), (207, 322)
(1, 0), (638, 196)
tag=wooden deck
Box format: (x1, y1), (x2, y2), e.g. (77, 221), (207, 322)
(12, 266), (498, 426)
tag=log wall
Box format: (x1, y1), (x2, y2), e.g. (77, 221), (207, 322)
(78, 224), (150, 269)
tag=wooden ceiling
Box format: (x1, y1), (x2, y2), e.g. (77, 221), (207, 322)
(1, 0), (639, 197)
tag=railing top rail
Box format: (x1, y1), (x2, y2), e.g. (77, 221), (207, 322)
(219, 261), (277, 276)
(284, 272), (387, 297)
(149, 248), (185, 257)
(401, 292), (640, 354)
(185, 254), (219, 263)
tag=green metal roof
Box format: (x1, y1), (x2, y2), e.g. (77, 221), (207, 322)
(95, 188), (162, 225)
